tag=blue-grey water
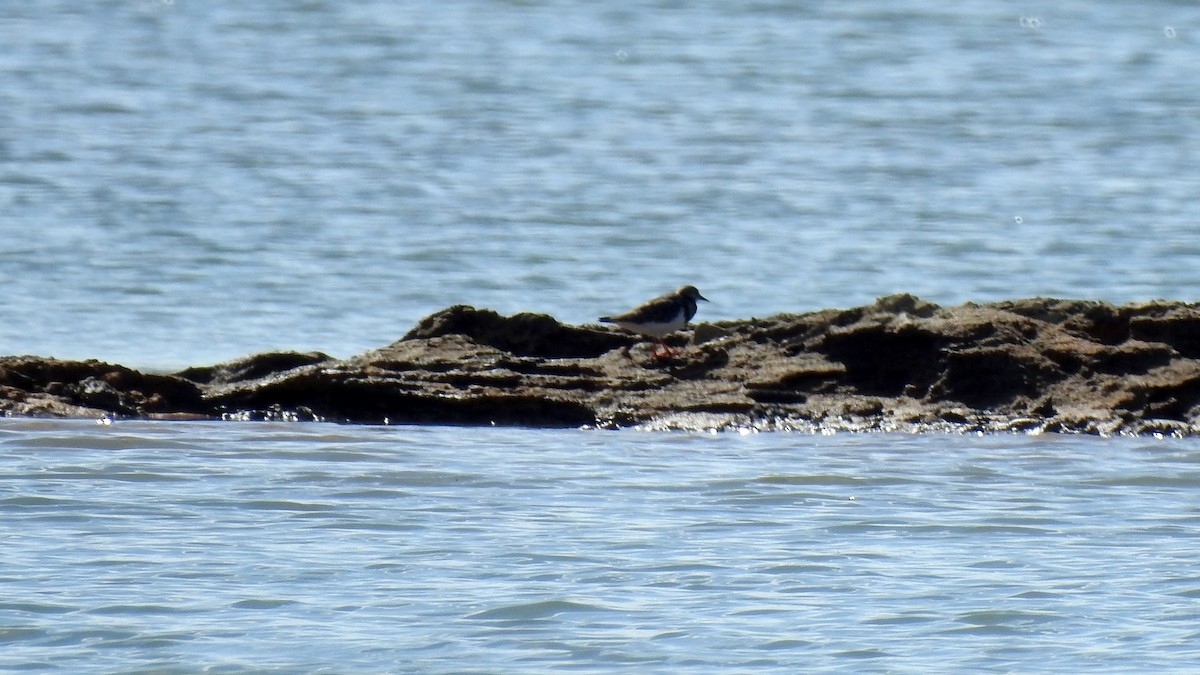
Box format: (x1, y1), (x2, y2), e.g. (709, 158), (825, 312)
(3, 1), (1199, 369)
(4, 2), (1200, 671)
(1, 420), (1199, 673)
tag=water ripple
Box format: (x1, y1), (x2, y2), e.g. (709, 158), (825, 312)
(0, 421), (1199, 671)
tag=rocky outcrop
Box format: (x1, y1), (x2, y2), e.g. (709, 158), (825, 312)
(6, 295), (1200, 435)
(0, 357), (205, 419)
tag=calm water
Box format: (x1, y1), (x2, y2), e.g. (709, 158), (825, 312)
(2, 1), (1199, 370)
(4, 4), (1200, 672)
(0, 420), (1198, 672)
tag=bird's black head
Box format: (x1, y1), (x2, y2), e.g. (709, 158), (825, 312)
(678, 285), (708, 303)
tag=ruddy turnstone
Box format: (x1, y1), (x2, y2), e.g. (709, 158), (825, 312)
(599, 285), (709, 358)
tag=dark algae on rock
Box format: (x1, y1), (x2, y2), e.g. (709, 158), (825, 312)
(6, 295), (1200, 435)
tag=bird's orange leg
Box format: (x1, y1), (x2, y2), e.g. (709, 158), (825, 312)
(652, 340), (682, 359)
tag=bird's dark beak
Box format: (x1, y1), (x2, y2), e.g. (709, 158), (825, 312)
(698, 294), (709, 302)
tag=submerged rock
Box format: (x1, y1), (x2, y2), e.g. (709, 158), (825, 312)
(6, 296), (1200, 435)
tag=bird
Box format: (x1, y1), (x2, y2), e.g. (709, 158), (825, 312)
(599, 285), (709, 358)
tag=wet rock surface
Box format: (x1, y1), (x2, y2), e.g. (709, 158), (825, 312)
(7, 295), (1200, 435)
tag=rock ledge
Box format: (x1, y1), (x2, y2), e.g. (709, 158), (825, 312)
(6, 295), (1200, 435)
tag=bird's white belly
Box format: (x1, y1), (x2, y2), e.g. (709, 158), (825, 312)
(613, 313), (687, 339)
